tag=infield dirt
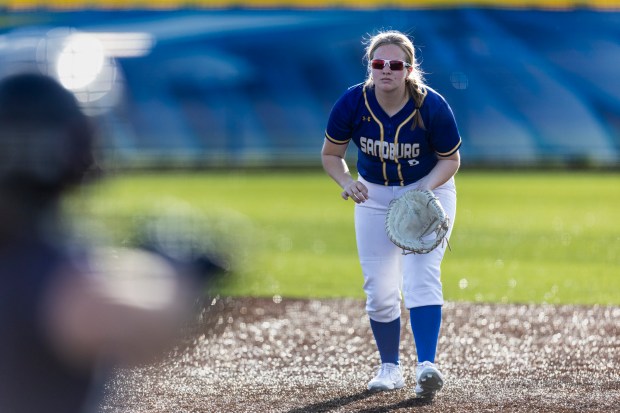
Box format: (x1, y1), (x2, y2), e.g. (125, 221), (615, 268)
(100, 297), (619, 413)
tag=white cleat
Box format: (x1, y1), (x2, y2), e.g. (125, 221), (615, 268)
(367, 363), (405, 391)
(414, 361), (444, 398)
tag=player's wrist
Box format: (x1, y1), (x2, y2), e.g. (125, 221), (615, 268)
(340, 178), (355, 190)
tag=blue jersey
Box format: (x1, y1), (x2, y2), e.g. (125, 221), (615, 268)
(0, 236), (94, 413)
(325, 83), (462, 186)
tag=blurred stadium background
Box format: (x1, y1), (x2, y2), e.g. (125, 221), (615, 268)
(1, 0), (619, 171)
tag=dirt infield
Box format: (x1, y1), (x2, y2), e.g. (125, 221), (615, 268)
(100, 297), (619, 413)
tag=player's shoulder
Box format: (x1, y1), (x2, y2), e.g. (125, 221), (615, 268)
(422, 85), (449, 105)
(341, 82), (365, 101)
(421, 85), (455, 114)
(331, 82), (365, 113)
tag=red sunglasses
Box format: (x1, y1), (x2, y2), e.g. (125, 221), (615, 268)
(370, 59), (412, 71)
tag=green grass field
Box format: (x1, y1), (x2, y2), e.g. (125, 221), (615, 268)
(67, 169), (620, 306)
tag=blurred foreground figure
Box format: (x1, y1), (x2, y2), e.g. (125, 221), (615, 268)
(0, 73), (217, 413)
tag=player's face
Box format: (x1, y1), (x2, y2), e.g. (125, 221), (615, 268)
(371, 44), (412, 94)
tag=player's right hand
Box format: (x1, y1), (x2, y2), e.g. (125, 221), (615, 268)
(341, 180), (369, 203)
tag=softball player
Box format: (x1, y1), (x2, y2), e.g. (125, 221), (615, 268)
(321, 30), (461, 398)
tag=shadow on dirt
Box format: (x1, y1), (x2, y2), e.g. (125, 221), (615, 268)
(285, 390), (432, 413)
(356, 396), (433, 412)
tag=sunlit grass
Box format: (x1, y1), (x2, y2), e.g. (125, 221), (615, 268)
(67, 169), (620, 306)
(442, 171), (619, 305)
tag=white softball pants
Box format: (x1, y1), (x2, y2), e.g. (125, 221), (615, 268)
(354, 175), (457, 323)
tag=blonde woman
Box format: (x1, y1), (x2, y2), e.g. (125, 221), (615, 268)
(322, 30), (462, 398)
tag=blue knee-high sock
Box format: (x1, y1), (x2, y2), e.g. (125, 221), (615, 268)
(409, 305), (442, 363)
(369, 317), (400, 365)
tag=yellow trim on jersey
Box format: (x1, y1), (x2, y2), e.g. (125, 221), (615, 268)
(393, 109), (417, 186)
(3, 0), (620, 10)
(362, 87), (388, 186)
(436, 138), (462, 157)
(325, 131), (350, 145)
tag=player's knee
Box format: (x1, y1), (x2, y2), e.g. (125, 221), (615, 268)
(366, 300), (401, 323)
(403, 286), (443, 309)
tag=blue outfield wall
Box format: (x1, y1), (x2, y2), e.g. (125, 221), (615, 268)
(1, 8), (619, 168)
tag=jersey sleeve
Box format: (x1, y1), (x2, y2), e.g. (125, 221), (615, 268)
(429, 94), (462, 157)
(325, 88), (357, 145)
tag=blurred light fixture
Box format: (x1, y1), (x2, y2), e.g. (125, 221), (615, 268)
(35, 27), (118, 109)
(0, 27), (154, 115)
(93, 32), (155, 58)
(56, 33), (106, 90)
